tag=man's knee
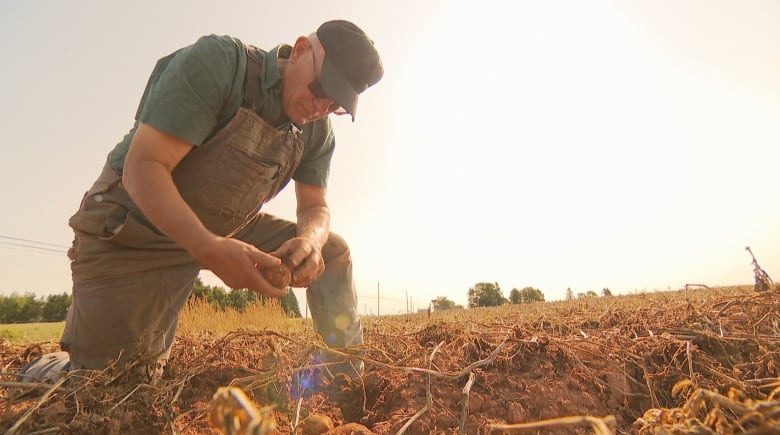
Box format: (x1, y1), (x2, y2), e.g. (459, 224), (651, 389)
(322, 232), (350, 262)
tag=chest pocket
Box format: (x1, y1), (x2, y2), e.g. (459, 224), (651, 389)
(172, 109), (303, 236)
(198, 122), (292, 215)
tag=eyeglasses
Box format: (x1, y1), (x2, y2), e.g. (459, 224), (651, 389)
(308, 49), (349, 116)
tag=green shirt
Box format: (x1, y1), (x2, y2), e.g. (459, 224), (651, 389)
(107, 34), (335, 187)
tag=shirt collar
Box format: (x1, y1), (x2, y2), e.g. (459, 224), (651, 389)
(259, 44), (295, 130)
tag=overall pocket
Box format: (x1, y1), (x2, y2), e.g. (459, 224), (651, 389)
(70, 183), (171, 251)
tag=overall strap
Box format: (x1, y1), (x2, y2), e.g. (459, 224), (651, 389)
(244, 45), (264, 111)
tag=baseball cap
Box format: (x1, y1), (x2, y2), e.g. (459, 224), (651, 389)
(317, 20), (384, 120)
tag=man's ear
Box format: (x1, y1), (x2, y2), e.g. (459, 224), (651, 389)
(290, 36), (312, 63)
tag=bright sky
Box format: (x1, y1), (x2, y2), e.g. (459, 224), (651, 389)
(1, 1), (778, 315)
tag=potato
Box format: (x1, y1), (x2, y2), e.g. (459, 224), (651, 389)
(258, 262), (292, 289)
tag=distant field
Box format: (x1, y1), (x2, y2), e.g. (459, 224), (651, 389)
(0, 322), (64, 343)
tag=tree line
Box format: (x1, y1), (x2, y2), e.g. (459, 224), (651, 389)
(467, 282), (546, 308)
(430, 282), (616, 310)
(3, 279), (616, 322)
(428, 282), (547, 311)
(0, 278), (302, 324)
(0, 293), (72, 323)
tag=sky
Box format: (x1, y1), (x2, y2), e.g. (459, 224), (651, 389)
(1, 0), (778, 315)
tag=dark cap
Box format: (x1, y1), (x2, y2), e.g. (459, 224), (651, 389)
(317, 20), (383, 120)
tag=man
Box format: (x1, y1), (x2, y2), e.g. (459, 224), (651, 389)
(19, 20), (383, 382)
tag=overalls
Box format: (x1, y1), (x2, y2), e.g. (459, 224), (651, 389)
(57, 46), (362, 375)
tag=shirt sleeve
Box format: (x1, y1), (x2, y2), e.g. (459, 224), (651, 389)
(137, 35), (244, 146)
(293, 117), (335, 187)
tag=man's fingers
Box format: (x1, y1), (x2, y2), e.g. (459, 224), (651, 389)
(248, 273), (289, 297)
(250, 249), (282, 268)
(261, 284), (289, 298)
(291, 254), (324, 287)
(270, 244), (289, 259)
(244, 248), (288, 296)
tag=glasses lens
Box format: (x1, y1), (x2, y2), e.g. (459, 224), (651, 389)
(307, 80), (329, 100)
(308, 80), (345, 113)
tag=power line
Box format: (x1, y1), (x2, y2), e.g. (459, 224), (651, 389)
(0, 235), (70, 249)
(0, 240), (66, 254)
(0, 245), (66, 257)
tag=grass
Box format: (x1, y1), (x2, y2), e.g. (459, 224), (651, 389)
(0, 300), (303, 345)
(0, 322), (64, 343)
(177, 298), (307, 337)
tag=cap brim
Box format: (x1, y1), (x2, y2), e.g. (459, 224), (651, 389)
(320, 56), (359, 121)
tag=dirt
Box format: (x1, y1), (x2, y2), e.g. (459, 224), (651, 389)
(2, 286), (779, 434)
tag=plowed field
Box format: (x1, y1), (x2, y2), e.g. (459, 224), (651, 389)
(2, 286), (779, 434)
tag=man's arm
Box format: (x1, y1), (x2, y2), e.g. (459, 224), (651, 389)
(123, 123), (287, 297)
(273, 182), (330, 287)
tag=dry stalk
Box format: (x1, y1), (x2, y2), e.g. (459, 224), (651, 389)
(21, 429), (59, 435)
(744, 378), (780, 387)
(5, 376), (68, 435)
(458, 372), (476, 435)
(291, 397), (303, 432)
(305, 335), (510, 381)
(487, 414), (616, 434)
(686, 341), (695, 384)
(108, 383), (144, 413)
(550, 339), (611, 392)
(693, 388), (751, 416)
(640, 360), (659, 408)
(395, 340), (443, 435)
(170, 373), (196, 406)
(0, 381), (70, 393)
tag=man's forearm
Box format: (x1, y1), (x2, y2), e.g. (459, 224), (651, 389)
(296, 205), (330, 249)
(124, 160), (216, 260)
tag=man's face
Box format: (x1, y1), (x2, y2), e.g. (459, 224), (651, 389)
(281, 41), (343, 125)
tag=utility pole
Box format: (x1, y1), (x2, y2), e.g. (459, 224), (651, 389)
(377, 281), (380, 317)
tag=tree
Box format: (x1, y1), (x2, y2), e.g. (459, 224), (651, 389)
(601, 288), (613, 297)
(0, 294), (21, 323)
(190, 278), (230, 310)
(467, 282), (507, 308)
(279, 291), (302, 318)
(42, 293), (72, 322)
(0, 293), (44, 323)
(431, 296), (456, 311)
(519, 287), (545, 303)
(565, 288), (574, 301)
(227, 288), (256, 311)
(509, 287), (545, 304)
(19, 294), (43, 321)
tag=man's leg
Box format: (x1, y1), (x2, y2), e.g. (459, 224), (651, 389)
(18, 227), (198, 383)
(66, 218), (199, 368)
(235, 213), (363, 356)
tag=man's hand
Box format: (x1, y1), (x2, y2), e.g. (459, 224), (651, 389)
(195, 237), (289, 298)
(272, 237), (324, 287)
